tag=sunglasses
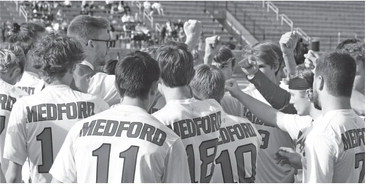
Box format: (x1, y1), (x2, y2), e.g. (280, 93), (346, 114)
(89, 39), (112, 48)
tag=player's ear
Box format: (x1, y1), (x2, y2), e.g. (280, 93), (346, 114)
(87, 40), (94, 48)
(317, 75), (324, 91)
(150, 80), (159, 96)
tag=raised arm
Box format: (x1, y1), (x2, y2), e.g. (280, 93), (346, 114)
(239, 58), (296, 113)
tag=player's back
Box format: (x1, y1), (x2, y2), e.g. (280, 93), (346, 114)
(3, 84), (109, 182)
(50, 104), (190, 183)
(211, 113), (262, 183)
(304, 109), (365, 183)
(153, 98), (223, 183)
(0, 79), (27, 172)
(15, 71), (45, 95)
(242, 85), (295, 182)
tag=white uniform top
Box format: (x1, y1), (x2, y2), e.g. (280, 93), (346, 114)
(221, 92), (243, 117)
(15, 71), (45, 95)
(277, 113), (313, 183)
(0, 79), (28, 172)
(153, 98), (223, 183)
(50, 104), (190, 183)
(81, 61), (120, 106)
(3, 84), (109, 183)
(211, 113), (262, 183)
(225, 84), (296, 183)
(303, 109), (365, 183)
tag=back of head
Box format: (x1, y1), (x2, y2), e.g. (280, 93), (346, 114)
(115, 51), (160, 99)
(0, 43), (26, 74)
(31, 33), (85, 83)
(0, 48), (25, 78)
(190, 64), (225, 102)
(213, 46), (234, 65)
(156, 42), (194, 87)
(67, 15), (110, 42)
(336, 38), (364, 65)
(6, 22), (46, 55)
(103, 59), (118, 75)
(315, 51), (356, 97)
(289, 64), (314, 90)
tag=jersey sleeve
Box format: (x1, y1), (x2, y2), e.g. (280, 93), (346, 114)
(88, 73), (120, 106)
(3, 101), (27, 165)
(49, 124), (78, 183)
(162, 139), (191, 183)
(221, 95), (243, 117)
(250, 71), (296, 113)
(93, 97), (110, 114)
(304, 135), (336, 183)
(276, 113), (312, 140)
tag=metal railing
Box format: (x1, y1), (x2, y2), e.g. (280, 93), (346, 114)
(280, 14), (293, 31)
(266, 1), (279, 20)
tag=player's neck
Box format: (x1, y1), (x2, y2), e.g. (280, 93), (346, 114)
(321, 95), (352, 114)
(121, 97), (148, 111)
(309, 106), (321, 120)
(162, 85), (192, 102)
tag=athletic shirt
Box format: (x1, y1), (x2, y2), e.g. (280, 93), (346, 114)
(303, 109), (365, 183)
(242, 84), (295, 183)
(81, 61), (120, 106)
(153, 98), (223, 183)
(211, 113), (262, 183)
(276, 113), (313, 183)
(49, 104), (190, 183)
(15, 71), (45, 95)
(0, 79), (28, 172)
(3, 84), (109, 183)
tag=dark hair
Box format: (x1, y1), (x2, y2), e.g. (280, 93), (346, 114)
(336, 38), (364, 65)
(190, 64), (225, 102)
(294, 38), (309, 65)
(103, 59), (118, 75)
(0, 43), (26, 74)
(115, 51), (160, 99)
(243, 41), (279, 70)
(213, 46), (234, 67)
(6, 22), (46, 55)
(31, 33), (85, 83)
(315, 52), (356, 97)
(156, 42), (194, 87)
(295, 64), (314, 87)
(67, 15), (110, 42)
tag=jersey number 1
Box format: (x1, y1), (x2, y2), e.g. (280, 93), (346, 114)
(92, 144), (139, 183)
(37, 127), (53, 173)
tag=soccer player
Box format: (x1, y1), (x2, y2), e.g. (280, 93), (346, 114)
(67, 15), (120, 106)
(50, 51), (190, 183)
(0, 46), (27, 179)
(190, 64), (262, 183)
(234, 42), (295, 182)
(6, 22), (46, 95)
(303, 52), (365, 182)
(152, 43), (224, 183)
(3, 33), (109, 183)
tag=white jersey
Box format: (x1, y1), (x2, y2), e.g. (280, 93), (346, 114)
(153, 98), (223, 183)
(50, 104), (190, 183)
(303, 109), (365, 183)
(3, 84), (109, 183)
(242, 84), (295, 183)
(15, 71), (45, 95)
(277, 113), (313, 183)
(211, 113), (262, 183)
(0, 79), (28, 172)
(221, 92), (244, 117)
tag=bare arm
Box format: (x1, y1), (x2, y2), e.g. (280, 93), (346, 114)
(5, 161), (22, 183)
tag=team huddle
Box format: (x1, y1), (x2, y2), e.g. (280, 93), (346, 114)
(0, 14), (364, 183)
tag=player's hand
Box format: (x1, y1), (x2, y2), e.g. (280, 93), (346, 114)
(73, 64), (95, 93)
(279, 31), (300, 55)
(238, 56), (258, 77)
(275, 147), (302, 169)
(304, 50), (319, 70)
(204, 35), (221, 57)
(184, 20), (202, 48)
(225, 79), (242, 98)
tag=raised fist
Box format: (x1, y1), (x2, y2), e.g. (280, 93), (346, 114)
(279, 31), (300, 54)
(238, 56), (259, 77)
(183, 19), (202, 41)
(204, 35), (221, 57)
